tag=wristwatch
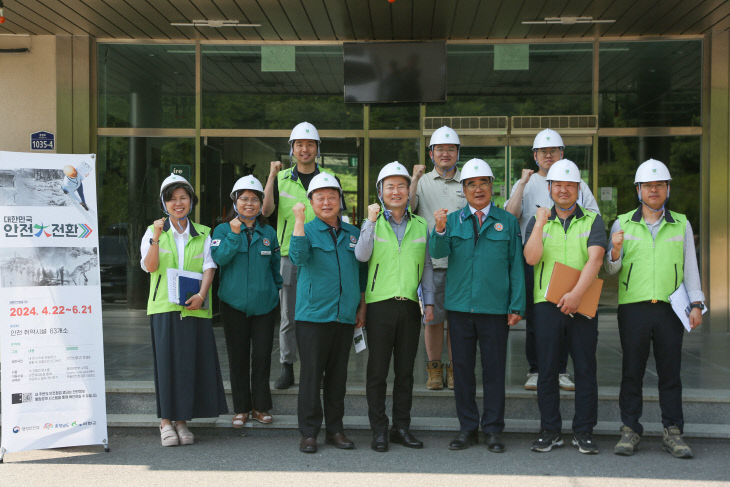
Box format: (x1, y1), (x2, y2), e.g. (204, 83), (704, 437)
(690, 302), (705, 311)
(149, 238), (159, 245)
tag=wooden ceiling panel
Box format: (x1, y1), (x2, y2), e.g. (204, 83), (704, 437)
(302, 0), (336, 40)
(279, 0), (318, 40)
(257, 1), (298, 40)
(673, 0), (730, 35)
(488, 0), (528, 39)
(430, 0), (457, 38)
(345, 0), (373, 40)
(368, 0), (394, 40)
(210, 0), (263, 41)
(321, 0), (355, 39)
(412, 0), (436, 39)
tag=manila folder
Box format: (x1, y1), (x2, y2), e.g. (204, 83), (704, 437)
(544, 262), (603, 319)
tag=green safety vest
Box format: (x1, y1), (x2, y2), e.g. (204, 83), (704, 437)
(366, 213), (428, 304)
(147, 220), (212, 318)
(617, 208), (686, 304)
(534, 206), (597, 304)
(276, 167), (332, 256)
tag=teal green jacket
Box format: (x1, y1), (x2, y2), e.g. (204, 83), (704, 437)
(430, 203), (525, 316)
(211, 221), (282, 316)
(289, 217), (367, 325)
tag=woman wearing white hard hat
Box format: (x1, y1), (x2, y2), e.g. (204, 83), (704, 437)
(505, 128), (600, 393)
(140, 173), (227, 447)
(289, 173), (366, 454)
(211, 175), (283, 428)
(409, 125), (467, 391)
(604, 159), (705, 459)
(354, 161), (434, 452)
(430, 158), (525, 453)
(523, 159), (607, 455)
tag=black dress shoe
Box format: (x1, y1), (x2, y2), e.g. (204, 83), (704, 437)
(300, 436), (317, 453)
(371, 431), (389, 452)
(484, 432), (505, 453)
(326, 432), (355, 450)
(448, 430), (478, 450)
(390, 427), (424, 449)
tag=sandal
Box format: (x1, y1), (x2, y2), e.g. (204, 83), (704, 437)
(232, 412), (248, 429)
(174, 421), (194, 445)
(251, 409), (273, 424)
(160, 423), (179, 447)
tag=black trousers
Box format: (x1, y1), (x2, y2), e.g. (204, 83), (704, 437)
(534, 302), (598, 433)
(448, 311), (509, 434)
(525, 262), (569, 374)
(220, 302), (276, 413)
(296, 321), (353, 438)
(366, 299), (421, 433)
(618, 302), (685, 435)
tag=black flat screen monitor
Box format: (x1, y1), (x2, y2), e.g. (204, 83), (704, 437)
(343, 41), (447, 103)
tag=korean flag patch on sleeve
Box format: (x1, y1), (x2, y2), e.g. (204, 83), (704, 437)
(211, 239), (221, 247)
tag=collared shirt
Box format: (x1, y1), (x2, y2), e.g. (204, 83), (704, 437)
(355, 213), (435, 305)
(604, 210), (705, 303)
(412, 168), (467, 268)
(507, 172), (600, 243)
(469, 203), (491, 221)
(140, 221), (217, 273)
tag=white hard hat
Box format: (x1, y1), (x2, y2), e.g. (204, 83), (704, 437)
(634, 158), (671, 184)
(532, 129), (565, 150)
(230, 175), (264, 201)
(376, 161), (411, 188)
(429, 126), (460, 147)
(160, 173), (194, 197)
(306, 173), (341, 198)
(460, 158), (494, 182)
(545, 159), (582, 183)
(289, 121), (321, 157)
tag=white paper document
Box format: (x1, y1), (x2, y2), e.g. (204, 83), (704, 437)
(166, 268), (204, 305)
(668, 283), (706, 333)
(353, 327), (367, 353)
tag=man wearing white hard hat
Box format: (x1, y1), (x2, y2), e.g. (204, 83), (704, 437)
(289, 173), (366, 454)
(409, 125), (467, 390)
(430, 159), (524, 453)
(355, 161), (434, 452)
(604, 159), (705, 459)
(523, 159), (607, 455)
(506, 128), (600, 392)
(262, 122), (345, 390)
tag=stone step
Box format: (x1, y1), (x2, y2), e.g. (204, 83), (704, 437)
(105, 381), (730, 436)
(102, 414), (730, 439)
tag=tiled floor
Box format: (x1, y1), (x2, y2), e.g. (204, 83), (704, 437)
(100, 303), (730, 392)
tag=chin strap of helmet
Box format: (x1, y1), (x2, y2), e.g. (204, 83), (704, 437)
(377, 182), (411, 222)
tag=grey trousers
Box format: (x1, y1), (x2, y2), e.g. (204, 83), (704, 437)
(279, 255), (298, 364)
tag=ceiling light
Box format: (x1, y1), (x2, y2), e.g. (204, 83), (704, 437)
(170, 19), (261, 28)
(522, 16), (615, 25)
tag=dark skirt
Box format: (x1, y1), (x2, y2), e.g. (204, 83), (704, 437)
(150, 312), (228, 420)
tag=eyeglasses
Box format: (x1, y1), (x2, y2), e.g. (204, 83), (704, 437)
(465, 181), (492, 191)
(641, 182), (668, 191)
(237, 197), (260, 204)
(433, 147), (458, 155)
(535, 148), (561, 157)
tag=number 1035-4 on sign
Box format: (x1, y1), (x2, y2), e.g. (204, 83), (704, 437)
(10, 305), (93, 317)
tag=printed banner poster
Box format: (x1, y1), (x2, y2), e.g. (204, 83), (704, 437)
(0, 151), (108, 454)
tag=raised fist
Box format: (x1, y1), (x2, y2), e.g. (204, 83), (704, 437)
(434, 208), (448, 233)
(367, 203), (381, 222)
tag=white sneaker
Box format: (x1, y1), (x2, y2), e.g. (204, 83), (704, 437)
(524, 372), (538, 390)
(559, 373), (575, 391)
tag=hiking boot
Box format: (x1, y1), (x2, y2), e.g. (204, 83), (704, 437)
(559, 373), (575, 391)
(274, 362), (294, 389)
(531, 430), (563, 452)
(614, 425), (641, 456)
(444, 362), (454, 390)
(663, 426), (693, 458)
(426, 360), (443, 390)
(572, 431), (599, 454)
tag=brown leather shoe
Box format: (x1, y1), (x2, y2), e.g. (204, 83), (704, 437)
(299, 436), (317, 453)
(325, 432), (355, 450)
